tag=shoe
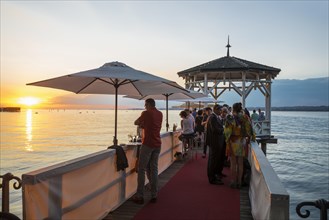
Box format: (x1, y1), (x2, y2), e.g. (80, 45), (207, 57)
(210, 179), (224, 185)
(132, 196), (144, 204)
(150, 197), (157, 203)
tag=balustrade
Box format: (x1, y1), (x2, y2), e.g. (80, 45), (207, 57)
(296, 199), (329, 220)
(0, 173), (22, 219)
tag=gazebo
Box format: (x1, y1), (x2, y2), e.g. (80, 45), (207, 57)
(177, 38), (281, 153)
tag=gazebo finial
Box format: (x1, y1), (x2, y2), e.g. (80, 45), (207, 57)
(226, 35), (231, 57)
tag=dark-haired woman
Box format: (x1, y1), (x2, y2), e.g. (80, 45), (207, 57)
(179, 110), (195, 154)
(224, 102), (253, 189)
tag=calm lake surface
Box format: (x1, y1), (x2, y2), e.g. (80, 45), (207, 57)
(1, 109), (328, 219)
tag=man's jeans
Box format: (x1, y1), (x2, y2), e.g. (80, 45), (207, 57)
(137, 145), (161, 198)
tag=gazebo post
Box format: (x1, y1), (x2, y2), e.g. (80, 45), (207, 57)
(204, 73), (208, 95)
(242, 72), (246, 109)
(265, 74), (272, 134)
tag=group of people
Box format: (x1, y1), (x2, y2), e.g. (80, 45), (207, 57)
(251, 108), (266, 121)
(131, 98), (255, 205)
(179, 103), (255, 188)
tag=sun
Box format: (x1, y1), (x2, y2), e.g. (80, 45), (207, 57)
(17, 97), (40, 106)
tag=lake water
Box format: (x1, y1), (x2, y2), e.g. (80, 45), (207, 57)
(1, 109), (328, 219)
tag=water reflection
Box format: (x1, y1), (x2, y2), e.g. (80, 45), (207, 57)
(25, 109), (33, 151)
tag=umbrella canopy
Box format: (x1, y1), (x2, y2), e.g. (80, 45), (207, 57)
(27, 61), (188, 145)
(124, 91), (207, 131)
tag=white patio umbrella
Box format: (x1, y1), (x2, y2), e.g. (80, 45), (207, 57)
(124, 90), (207, 131)
(27, 61), (188, 145)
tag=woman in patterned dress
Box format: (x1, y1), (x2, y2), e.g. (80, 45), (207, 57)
(224, 102), (254, 188)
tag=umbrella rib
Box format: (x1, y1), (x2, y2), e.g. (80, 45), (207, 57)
(119, 79), (138, 86)
(96, 78), (144, 96)
(98, 78), (115, 86)
(76, 77), (120, 93)
(76, 78), (98, 93)
(125, 80), (144, 96)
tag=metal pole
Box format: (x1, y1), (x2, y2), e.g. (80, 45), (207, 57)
(166, 95), (169, 131)
(113, 85), (118, 146)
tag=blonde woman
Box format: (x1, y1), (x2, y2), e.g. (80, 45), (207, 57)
(224, 103), (254, 189)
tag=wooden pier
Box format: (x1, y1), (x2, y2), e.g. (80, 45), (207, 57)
(105, 152), (253, 220)
(20, 133), (288, 220)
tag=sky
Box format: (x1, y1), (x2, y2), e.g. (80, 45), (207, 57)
(1, 1), (328, 109)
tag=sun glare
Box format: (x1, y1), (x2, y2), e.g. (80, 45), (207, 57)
(18, 97), (40, 106)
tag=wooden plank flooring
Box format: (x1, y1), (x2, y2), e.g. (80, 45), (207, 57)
(104, 156), (253, 220)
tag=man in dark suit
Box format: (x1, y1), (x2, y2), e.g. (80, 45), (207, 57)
(206, 104), (225, 185)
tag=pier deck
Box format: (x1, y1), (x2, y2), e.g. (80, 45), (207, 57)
(105, 152), (253, 220)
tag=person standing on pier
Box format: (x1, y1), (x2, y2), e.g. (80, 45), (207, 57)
(133, 98), (163, 204)
(251, 109), (259, 121)
(206, 104), (225, 185)
(224, 102), (253, 189)
(258, 108), (265, 121)
(179, 110), (195, 153)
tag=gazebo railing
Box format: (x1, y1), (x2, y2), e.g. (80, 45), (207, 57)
(252, 120), (271, 137)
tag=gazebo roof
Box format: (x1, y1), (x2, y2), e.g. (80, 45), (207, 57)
(177, 55), (281, 81)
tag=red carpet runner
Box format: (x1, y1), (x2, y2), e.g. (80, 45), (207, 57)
(133, 155), (240, 220)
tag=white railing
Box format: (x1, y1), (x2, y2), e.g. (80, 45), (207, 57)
(21, 131), (182, 220)
(249, 141), (290, 220)
(252, 120), (271, 137)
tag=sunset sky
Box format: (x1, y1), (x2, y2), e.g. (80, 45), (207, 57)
(1, 1), (328, 109)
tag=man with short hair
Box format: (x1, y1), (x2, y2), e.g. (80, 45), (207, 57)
(133, 98), (163, 204)
(206, 104), (225, 185)
(251, 109), (259, 121)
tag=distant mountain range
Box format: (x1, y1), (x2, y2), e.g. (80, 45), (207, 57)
(218, 77), (329, 108)
(270, 77), (329, 107)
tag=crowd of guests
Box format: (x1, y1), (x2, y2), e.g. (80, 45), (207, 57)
(132, 98), (259, 205)
(179, 103), (256, 189)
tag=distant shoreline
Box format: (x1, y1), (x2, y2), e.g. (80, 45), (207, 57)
(2, 106), (328, 112)
(269, 106), (329, 112)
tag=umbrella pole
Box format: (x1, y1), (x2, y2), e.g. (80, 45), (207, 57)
(113, 86), (118, 146)
(166, 95), (169, 131)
